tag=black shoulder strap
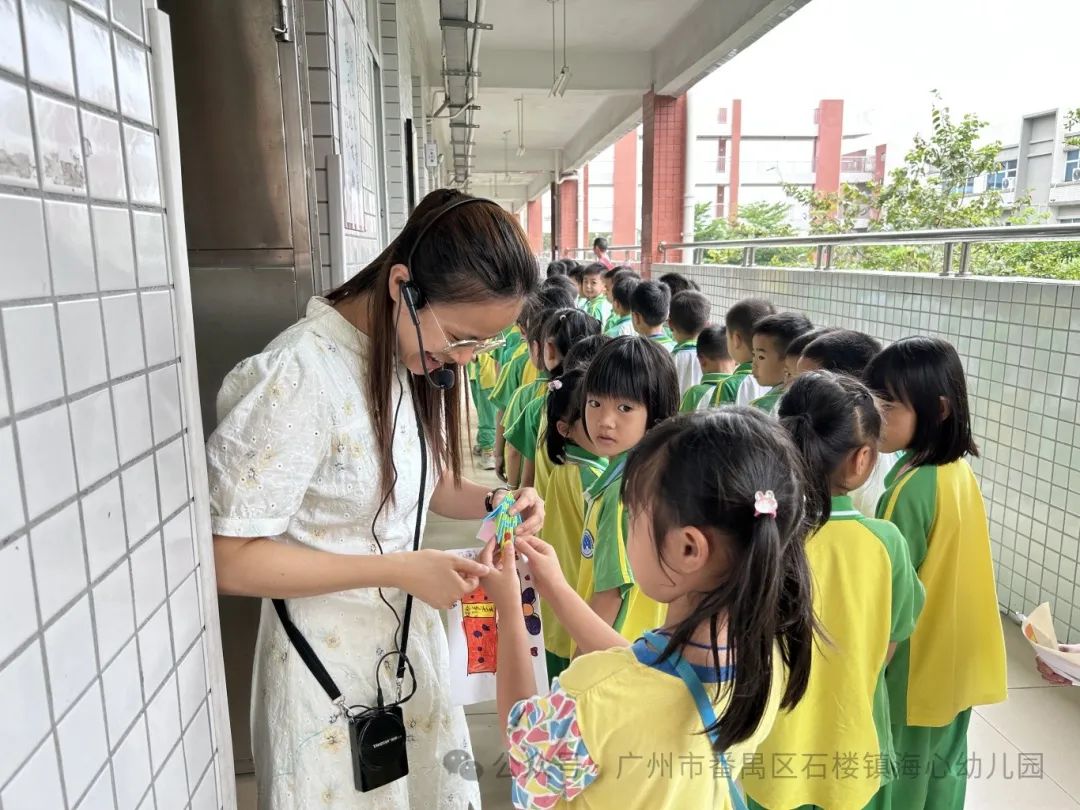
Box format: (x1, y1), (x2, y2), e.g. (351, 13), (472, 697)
(273, 598), (342, 702)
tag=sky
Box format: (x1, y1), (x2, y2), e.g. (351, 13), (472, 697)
(695, 0), (1079, 167)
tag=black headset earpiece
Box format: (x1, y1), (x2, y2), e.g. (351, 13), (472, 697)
(400, 279), (425, 325)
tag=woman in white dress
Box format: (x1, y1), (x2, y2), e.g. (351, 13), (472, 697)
(206, 190), (544, 810)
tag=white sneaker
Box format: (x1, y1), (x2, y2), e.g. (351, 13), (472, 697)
(480, 450), (496, 470)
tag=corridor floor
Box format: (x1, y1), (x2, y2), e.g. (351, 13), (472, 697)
(237, 454), (1080, 809)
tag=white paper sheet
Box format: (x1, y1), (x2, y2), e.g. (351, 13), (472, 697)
(1022, 602), (1080, 685)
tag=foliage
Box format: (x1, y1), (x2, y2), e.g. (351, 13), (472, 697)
(693, 201), (806, 266)
(1065, 108), (1080, 148)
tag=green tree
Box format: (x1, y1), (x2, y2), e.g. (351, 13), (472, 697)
(693, 201), (804, 265)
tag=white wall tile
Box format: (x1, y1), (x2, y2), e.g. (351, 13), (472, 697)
(183, 706), (213, 801)
(0, 78), (37, 188)
(23, 0), (75, 94)
(133, 211), (168, 287)
(93, 206), (136, 290)
(121, 455), (159, 542)
(3, 303), (64, 411)
(16, 404), (77, 519)
(70, 389), (119, 488)
(0, 642), (51, 785)
(33, 93), (87, 194)
(46, 200), (97, 296)
(0, 538), (37, 662)
(101, 637), (141, 745)
(59, 299), (109, 393)
(77, 765), (117, 810)
(112, 716), (151, 810)
(137, 601), (172, 696)
(113, 375), (152, 463)
(154, 741), (188, 810)
(31, 503), (87, 622)
(169, 575), (201, 656)
(0, 194), (50, 300)
(1, 737), (65, 810)
(57, 682), (109, 802)
(141, 291), (176, 366)
(147, 365), (181, 443)
(130, 534), (165, 624)
(175, 638), (206, 726)
(162, 508), (194, 594)
(72, 9), (117, 109)
(0, 426), (25, 537)
(102, 293), (146, 377)
(92, 560), (134, 663)
(156, 438), (188, 517)
(82, 111), (127, 202)
(0, 0), (24, 75)
(44, 596), (97, 717)
(82, 477), (127, 579)
(145, 673), (180, 773)
(115, 36), (152, 125)
(124, 125), (160, 206)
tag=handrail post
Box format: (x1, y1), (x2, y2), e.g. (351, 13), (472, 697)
(941, 242), (954, 277)
(742, 247), (754, 267)
(958, 242), (971, 276)
(823, 244), (833, 270)
(814, 245), (824, 270)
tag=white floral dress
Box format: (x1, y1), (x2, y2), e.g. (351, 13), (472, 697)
(206, 297), (481, 810)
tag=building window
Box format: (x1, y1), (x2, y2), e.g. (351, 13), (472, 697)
(717, 139), (727, 172)
(1066, 149), (1080, 182)
(986, 159), (1018, 190)
(715, 186), (726, 219)
(717, 107), (728, 124)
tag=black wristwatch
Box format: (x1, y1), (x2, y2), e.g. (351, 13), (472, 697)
(485, 487), (511, 513)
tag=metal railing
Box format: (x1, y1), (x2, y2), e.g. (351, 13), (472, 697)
(558, 245), (642, 263)
(658, 223), (1080, 276)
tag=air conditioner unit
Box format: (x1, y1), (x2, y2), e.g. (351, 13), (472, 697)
(1002, 177), (1014, 191)
(1072, 168), (1080, 182)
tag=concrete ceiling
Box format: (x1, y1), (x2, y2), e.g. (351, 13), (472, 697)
(415, 0), (812, 210)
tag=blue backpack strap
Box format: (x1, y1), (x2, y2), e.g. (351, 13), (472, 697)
(642, 631), (748, 810)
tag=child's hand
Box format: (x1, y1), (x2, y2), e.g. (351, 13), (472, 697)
(512, 535), (570, 601)
(477, 538), (522, 609)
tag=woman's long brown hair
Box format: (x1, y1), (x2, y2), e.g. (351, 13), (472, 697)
(326, 189), (538, 503)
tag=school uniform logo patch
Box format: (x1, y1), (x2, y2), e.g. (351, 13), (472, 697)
(581, 531), (594, 559)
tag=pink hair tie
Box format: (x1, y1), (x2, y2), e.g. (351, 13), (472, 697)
(754, 490), (778, 518)
(548, 379), (563, 392)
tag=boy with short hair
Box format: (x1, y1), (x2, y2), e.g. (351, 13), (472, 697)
(749, 312), (814, 415)
(668, 290), (712, 395)
(680, 325), (736, 412)
(711, 297), (777, 406)
(593, 235), (614, 268)
(798, 329), (883, 377)
(605, 274), (639, 337)
(630, 280), (675, 351)
(783, 326), (836, 383)
(578, 261), (612, 326)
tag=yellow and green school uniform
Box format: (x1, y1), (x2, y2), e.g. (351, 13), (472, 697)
(505, 390), (548, 460)
(680, 372), (730, 412)
(603, 313), (635, 338)
(575, 455), (667, 647)
(507, 642), (787, 810)
(877, 456), (1007, 810)
(521, 359), (541, 387)
(672, 340), (701, 396)
(711, 361), (753, 406)
(647, 332), (677, 352)
(502, 374), (549, 440)
(581, 295), (612, 327)
(744, 496), (924, 810)
(491, 341), (530, 412)
(466, 353), (499, 451)
(495, 324), (524, 368)
(540, 444), (607, 680)
(750, 384), (784, 416)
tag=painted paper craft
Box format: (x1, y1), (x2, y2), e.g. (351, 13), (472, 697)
(446, 545), (549, 706)
(1022, 602), (1080, 685)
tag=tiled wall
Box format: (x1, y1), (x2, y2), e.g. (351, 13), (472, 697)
(378, 0), (411, 232)
(666, 263), (1080, 643)
(0, 2), (226, 808)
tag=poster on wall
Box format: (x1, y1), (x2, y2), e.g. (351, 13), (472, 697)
(338, 2), (366, 232)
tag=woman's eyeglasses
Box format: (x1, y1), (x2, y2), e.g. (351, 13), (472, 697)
(427, 309), (506, 358)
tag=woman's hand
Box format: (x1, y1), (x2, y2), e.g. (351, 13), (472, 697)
(395, 549), (490, 610)
(493, 487), (545, 536)
(477, 537), (523, 609)
(1036, 644), (1080, 685)
(512, 535), (570, 601)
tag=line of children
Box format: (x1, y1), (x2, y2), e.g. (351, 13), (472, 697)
(473, 282), (1006, 810)
(669, 290), (712, 396)
(630, 280), (676, 350)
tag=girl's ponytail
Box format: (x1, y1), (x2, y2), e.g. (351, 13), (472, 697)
(545, 367), (586, 464)
(542, 308), (602, 377)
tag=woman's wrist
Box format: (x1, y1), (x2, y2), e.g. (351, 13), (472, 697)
(359, 552), (406, 591)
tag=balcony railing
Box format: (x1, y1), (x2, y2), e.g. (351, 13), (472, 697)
(658, 223), (1080, 276)
(558, 245), (642, 264)
(840, 156), (877, 174)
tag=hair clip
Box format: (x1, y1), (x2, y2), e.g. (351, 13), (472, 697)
(754, 490), (778, 519)
(548, 379), (563, 392)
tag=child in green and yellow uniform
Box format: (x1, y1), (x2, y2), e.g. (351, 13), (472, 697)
(680, 325), (736, 412)
(574, 336), (678, 645)
(630, 280), (676, 352)
(577, 262), (612, 327)
(748, 312), (813, 416)
(603, 272), (638, 337)
(505, 310), (600, 488)
(712, 296), (776, 406)
(866, 337), (1007, 810)
(466, 353), (499, 468)
(745, 371), (925, 810)
(481, 407), (818, 810)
